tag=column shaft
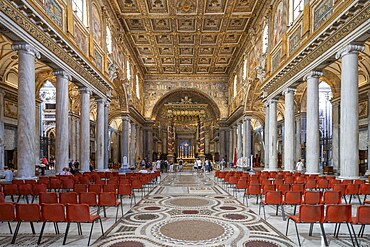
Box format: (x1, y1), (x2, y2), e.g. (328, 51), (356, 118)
(228, 128), (233, 163)
(95, 99), (105, 171)
(79, 88), (91, 172)
(244, 117), (252, 165)
(264, 103), (269, 169)
(332, 102), (340, 174)
(237, 122), (243, 159)
(269, 99), (278, 171)
(295, 114), (302, 163)
(130, 122), (137, 166)
(337, 45), (364, 178)
(104, 102), (109, 169)
(305, 71), (322, 174)
(283, 89), (295, 171)
(121, 116), (129, 162)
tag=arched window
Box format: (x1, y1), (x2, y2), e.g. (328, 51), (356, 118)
(233, 74), (237, 98)
(106, 26), (112, 54)
(136, 74), (140, 99)
(262, 24), (269, 54)
(289, 0), (304, 25)
(72, 0), (85, 23)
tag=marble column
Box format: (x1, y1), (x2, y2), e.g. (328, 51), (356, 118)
(331, 101), (340, 175)
(12, 43), (40, 179)
(264, 102), (269, 169)
(104, 102), (109, 169)
(243, 116), (252, 165)
(283, 88), (295, 171)
(219, 128), (225, 160)
(130, 122), (137, 166)
(0, 91), (4, 173)
(79, 88), (91, 172)
(147, 128), (153, 162)
(35, 100), (41, 166)
(162, 132), (167, 154)
(336, 44), (364, 179)
(229, 128), (233, 163)
(269, 99), (278, 171)
(295, 114), (302, 163)
(54, 70), (71, 174)
(237, 121), (243, 159)
(95, 98), (105, 171)
(304, 71), (323, 174)
(199, 112), (206, 160)
(76, 117), (80, 161)
(69, 115), (75, 161)
(120, 115), (129, 166)
(233, 125), (237, 161)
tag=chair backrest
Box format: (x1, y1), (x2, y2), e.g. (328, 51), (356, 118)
(103, 184), (117, 193)
(73, 184), (87, 193)
(333, 184), (347, 194)
(3, 184), (19, 194)
(98, 192), (117, 206)
(324, 204), (352, 223)
(62, 179), (74, 189)
(342, 180), (353, 185)
(247, 184), (261, 195)
(41, 203), (66, 222)
(32, 184), (47, 195)
(262, 184), (276, 194)
(16, 203), (41, 221)
(18, 184), (33, 195)
(298, 204), (324, 223)
(66, 203), (91, 222)
(360, 184), (370, 195)
(345, 184), (360, 194)
(291, 183), (305, 192)
(79, 192), (97, 206)
(117, 184), (132, 196)
(354, 205), (370, 224)
(317, 179), (329, 188)
(0, 192), (4, 203)
(59, 192), (78, 204)
(303, 191), (322, 205)
(0, 202), (15, 221)
(12, 180), (24, 185)
(39, 192), (58, 204)
(88, 184), (102, 193)
(323, 191), (342, 204)
(284, 191), (302, 205)
(278, 184), (290, 194)
(264, 191), (282, 204)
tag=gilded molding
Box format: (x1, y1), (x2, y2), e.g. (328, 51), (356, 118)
(11, 42), (41, 59)
(0, 0), (111, 95)
(335, 44), (365, 59)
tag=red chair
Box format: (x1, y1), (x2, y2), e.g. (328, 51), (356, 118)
(17, 184), (33, 203)
(305, 179), (317, 190)
(64, 203), (104, 246)
(360, 184), (370, 203)
(324, 204), (357, 246)
(12, 203), (42, 244)
(39, 192), (58, 204)
(243, 184), (261, 206)
(61, 179), (74, 192)
(351, 205), (370, 238)
(333, 184), (347, 203)
(303, 191), (322, 205)
(38, 203), (66, 244)
(79, 192), (98, 207)
(12, 180), (24, 185)
(234, 179), (248, 196)
(31, 184), (47, 203)
(317, 178), (330, 191)
(286, 204), (327, 246)
(291, 183), (305, 193)
(344, 184), (361, 204)
(98, 192), (123, 222)
(88, 184), (102, 193)
(59, 192), (78, 205)
(0, 202), (15, 233)
(323, 191), (342, 204)
(103, 184), (117, 193)
(49, 178), (62, 192)
(277, 184), (290, 194)
(259, 191), (284, 220)
(117, 184), (136, 207)
(131, 179), (144, 197)
(0, 192), (4, 203)
(3, 184), (19, 202)
(73, 183), (87, 193)
(282, 191), (302, 218)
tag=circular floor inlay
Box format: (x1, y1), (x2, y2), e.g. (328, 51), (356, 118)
(220, 206), (237, 210)
(244, 240), (279, 247)
(182, 210), (200, 214)
(224, 214), (247, 220)
(160, 220), (225, 241)
(144, 206), (161, 210)
(134, 214), (159, 220)
(169, 198), (210, 207)
(110, 241), (145, 247)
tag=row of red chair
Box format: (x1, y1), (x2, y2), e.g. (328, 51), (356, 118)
(0, 202), (104, 246)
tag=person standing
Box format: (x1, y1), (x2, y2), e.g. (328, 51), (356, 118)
(178, 158), (183, 172)
(296, 159), (304, 172)
(4, 166), (13, 183)
(221, 158), (226, 170)
(196, 158), (202, 173)
(205, 159), (209, 173)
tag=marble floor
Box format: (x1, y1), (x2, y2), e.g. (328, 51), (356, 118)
(0, 171), (368, 246)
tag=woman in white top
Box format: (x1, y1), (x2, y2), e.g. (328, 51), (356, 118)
(296, 159), (304, 172)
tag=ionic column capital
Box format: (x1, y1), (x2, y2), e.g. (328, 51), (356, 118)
(269, 98), (278, 104)
(12, 42), (41, 59)
(303, 71), (323, 81)
(282, 88), (296, 96)
(79, 87), (91, 95)
(95, 98), (106, 104)
(53, 70), (72, 81)
(335, 44), (365, 59)
(243, 115), (252, 122)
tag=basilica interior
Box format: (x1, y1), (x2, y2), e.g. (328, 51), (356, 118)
(0, 0), (370, 246)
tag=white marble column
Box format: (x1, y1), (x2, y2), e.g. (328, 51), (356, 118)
(121, 115), (129, 163)
(264, 102), (270, 169)
(104, 102), (109, 169)
(283, 88), (295, 171)
(295, 114), (302, 163)
(0, 91), (4, 173)
(12, 43), (40, 179)
(130, 122), (137, 166)
(331, 101), (340, 174)
(54, 70), (71, 174)
(228, 128), (233, 163)
(219, 128), (226, 160)
(304, 71), (323, 174)
(79, 88), (91, 172)
(336, 44), (364, 179)
(243, 116), (252, 165)
(69, 115), (74, 161)
(233, 125), (237, 160)
(95, 98), (105, 171)
(269, 99), (278, 171)
(237, 121), (243, 159)
(147, 128), (153, 162)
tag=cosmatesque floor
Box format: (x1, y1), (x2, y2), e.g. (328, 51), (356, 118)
(0, 171), (369, 246)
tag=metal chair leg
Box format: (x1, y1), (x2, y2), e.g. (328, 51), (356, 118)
(320, 223), (328, 246)
(63, 222), (70, 245)
(38, 222), (46, 244)
(88, 221), (95, 246)
(11, 222), (21, 244)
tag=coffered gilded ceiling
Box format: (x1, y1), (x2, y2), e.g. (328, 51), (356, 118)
(114, 0), (260, 75)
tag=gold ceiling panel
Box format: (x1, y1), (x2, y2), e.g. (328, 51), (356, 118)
(116, 0), (260, 75)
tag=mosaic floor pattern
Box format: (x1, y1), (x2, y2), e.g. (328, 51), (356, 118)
(95, 173), (294, 247)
